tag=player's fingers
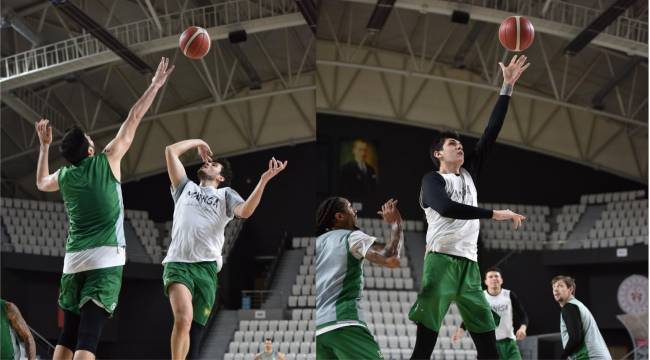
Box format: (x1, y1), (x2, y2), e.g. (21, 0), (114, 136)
(510, 54), (517, 65)
(521, 63), (531, 72)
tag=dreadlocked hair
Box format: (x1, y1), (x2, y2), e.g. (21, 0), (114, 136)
(315, 197), (346, 236)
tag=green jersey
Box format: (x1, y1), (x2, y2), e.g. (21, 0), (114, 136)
(58, 153), (125, 252)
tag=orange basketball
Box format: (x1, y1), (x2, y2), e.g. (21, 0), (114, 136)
(179, 26), (211, 60)
(498, 16), (535, 52)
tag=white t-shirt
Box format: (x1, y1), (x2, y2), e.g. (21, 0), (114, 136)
(162, 178), (244, 271)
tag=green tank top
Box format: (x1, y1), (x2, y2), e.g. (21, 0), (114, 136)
(0, 299), (15, 360)
(58, 153), (125, 252)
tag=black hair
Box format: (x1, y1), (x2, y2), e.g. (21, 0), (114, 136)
(264, 338), (272, 342)
(484, 267), (502, 278)
(315, 197), (346, 236)
(196, 157), (233, 187)
(60, 126), (90, 165)
(213, 157), (233, 187)
(429, 130), (460, 169)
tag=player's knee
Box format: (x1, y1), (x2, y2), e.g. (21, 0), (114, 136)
(57, 329), (77, 351)
(173, 311), (193, 332)
(57, 310), (80, 350)
(76, 327), (102, 354)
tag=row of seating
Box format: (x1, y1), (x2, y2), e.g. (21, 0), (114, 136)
(356, 218), (425, 232)
(364, 277), (414, 290)
(483, 240), (544, 251)
(580, 190), (645, 204)
(228, 342), (315, 355)
(1, 197), (64, 212)
(607, 199), (648, 210)
(291, 237), (315, 249)
(481, 229), (548, 242)
(291, 309), (316, 321)
(481, 218), (550, 232)
(239, 320), (313, 333)
(478, 203), (550, 215)
(578, 237), (647, 249)
(223, 353), (315, 360)
(233, 330), (315, 344)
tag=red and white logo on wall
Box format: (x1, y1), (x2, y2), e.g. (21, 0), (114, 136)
(617, 275), (648, 315)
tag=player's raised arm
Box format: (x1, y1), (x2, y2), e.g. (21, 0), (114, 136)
(34, 119), (59, 192)
(234, 157), (288, 219)
(469, 55), (530, 179)
(104, 57), (175, 179)
(364, 199), (403, 268)
(165, 139), (213, 189)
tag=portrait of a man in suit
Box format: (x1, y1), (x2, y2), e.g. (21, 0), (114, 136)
(339, 139), (378, 198)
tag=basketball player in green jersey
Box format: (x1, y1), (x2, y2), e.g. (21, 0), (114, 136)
(35, 57), (174, 360)
(0, 299), (35, 360)
(255, 338), (286, 360)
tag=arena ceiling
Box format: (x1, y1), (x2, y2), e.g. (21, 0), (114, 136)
(1, 0), (648, 199)
(0, 0), (315, 198)
(316, 0), (648, 184)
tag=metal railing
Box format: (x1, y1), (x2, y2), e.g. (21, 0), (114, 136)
(1, 0), (298, 80)
(451, 0), (647, 44)
(11, 87), (71, 132)
(241, 290), (276, 309)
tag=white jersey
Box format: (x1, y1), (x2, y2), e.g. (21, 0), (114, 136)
(316, 229), (375, 336)
(421, 168), (480, 261)
(485, 289), (516, 340)
(162, 177), (244, 271)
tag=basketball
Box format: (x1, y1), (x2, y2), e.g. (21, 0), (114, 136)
(498, 16), (535, 52)
(179, 26), (211, 59)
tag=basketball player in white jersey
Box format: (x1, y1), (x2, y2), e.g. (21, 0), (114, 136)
(452, 267), (529, 359)
(163, 138), (287, 359)
(552, 275), (612, 360)
(315, 197), (403, 359)
(408, 55), (530, 360)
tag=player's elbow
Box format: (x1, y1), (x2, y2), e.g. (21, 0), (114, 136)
(36, 179), (51, 192)
(435, 204), (452, 217)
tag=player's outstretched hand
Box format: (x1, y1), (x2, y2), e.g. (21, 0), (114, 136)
(385, 255), (400, 268)
(499, 54), (530, 85)
(260, 157), (287, 183)
(452, 328), (465, 343)
(516, 326), (527, 340)
(151, 57), (175, 88)
(377, 198), (402, 225)
(35, 119), (52, 146)
(196, 140), (213, 163)
(492, 209), (526, 230)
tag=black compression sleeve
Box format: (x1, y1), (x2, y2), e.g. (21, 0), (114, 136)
(467, 95), (510, 182)
(420, 172), (493, 219)
(510, 291), (529, 330)
(561, 303), (584, 358)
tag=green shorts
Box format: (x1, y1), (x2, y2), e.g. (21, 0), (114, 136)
(59, 266), (123, 316)
(317, 325), (384, 360)
(163, 261), (218, 326)
(408, 252), (496, 333)
(497, 338), (522, 360)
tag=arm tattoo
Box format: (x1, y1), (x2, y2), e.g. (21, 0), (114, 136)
(6, 302), (36, 360)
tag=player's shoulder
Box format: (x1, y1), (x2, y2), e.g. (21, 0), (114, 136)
(422, 171), (446, 184)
